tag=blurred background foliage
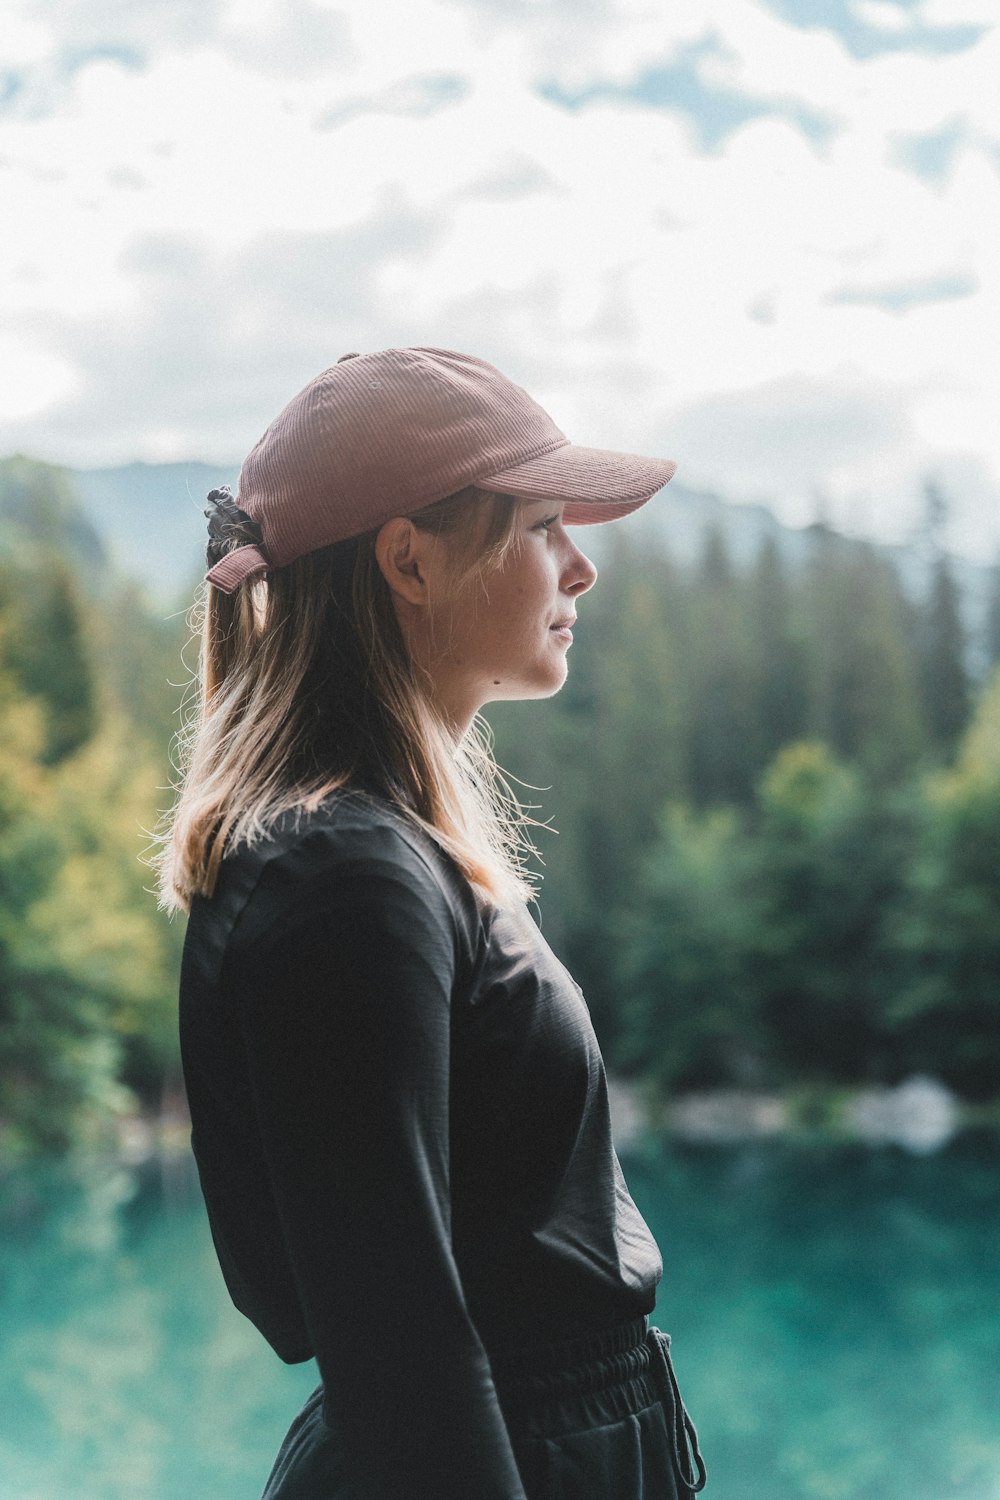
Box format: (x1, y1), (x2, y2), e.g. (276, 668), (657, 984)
(0, 458), (185, 1155)
(1, 453), (999, 1155)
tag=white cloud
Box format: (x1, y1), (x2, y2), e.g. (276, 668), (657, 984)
(851, 1), (912, 32)
(920, 0), (998, 24)
(0, 332), (76, 420)
(5, 9), (50, 68)
(19, 0), (225, 60)
(220, 0), (354, 77)
(0, 0), (998, 559)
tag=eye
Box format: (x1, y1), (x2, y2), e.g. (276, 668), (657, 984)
(533, 513), (560, 532)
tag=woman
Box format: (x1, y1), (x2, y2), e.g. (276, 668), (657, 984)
(162, 347), (707, 1499)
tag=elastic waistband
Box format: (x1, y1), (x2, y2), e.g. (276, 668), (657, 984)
(490, 1317), (708, 1495)
(489, 1316), (650, 1405)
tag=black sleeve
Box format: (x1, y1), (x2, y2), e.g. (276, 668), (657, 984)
(234, 822), (529, 1500)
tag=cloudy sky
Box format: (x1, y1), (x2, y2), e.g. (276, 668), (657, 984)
(2, 0), (997, 557)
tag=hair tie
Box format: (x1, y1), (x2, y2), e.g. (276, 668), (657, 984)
(204, 486), (264, 569)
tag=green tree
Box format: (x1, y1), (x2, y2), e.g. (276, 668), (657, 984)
(804, 532), (924, 782)
(746, 741), (920, 1083)
(917, 554), (970, 752)
(0, 561), (98, 764)
(0, 463), (185, 1152)
(887, 668), (1000, 1097)
(0, 670), (122, 1153)
(686, 525), (758, 807)
(41, 724), (185, 1113)
(0, 697), (182, 1153)
(747, 535), (809, 766)
(985, 550), (1000, 671)
(89, 579), (192, 755)
(616, 802), (759, 1089)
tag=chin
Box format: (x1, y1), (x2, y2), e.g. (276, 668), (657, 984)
(485, 665), (569, 707)
(522, 662), (570, 701)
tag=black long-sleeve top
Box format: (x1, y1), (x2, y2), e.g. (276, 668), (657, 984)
(179, 791), (663, 1499)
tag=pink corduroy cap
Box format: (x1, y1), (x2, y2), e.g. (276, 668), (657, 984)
(205, 347), (676, 592)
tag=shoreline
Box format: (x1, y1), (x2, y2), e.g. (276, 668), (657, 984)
(3, 1074), (998, 1169)
(608, 1073), (999, 1155)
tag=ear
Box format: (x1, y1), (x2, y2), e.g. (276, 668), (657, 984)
(374, 518), (431, 607)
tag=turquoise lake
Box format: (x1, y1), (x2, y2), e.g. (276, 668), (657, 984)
(1, 1132), (998, 1500)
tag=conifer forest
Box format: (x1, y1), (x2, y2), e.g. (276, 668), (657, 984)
(2, 455), (999, 1154)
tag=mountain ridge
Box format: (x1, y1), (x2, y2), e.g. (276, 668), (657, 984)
(2, 454), (995, 676)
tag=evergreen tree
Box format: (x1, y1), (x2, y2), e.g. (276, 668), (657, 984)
(698, 523), (734, 590)
(920, 477), (948, 549)
(805, 532), (924, 781)
(615, 802), (759, 1088)
(0, 674), (181, 1152)
(748, 535), (809, 766)
(5, 563), (99, 764)
(747, 741), (920, 1083)
(686, 524), (757, 807)
(918, 555), (970, 751)
(986, 551), (1000, 671)
(887, 669), (1000, 1098)
(0, 478), (182, 1151)
(0, 666), (116, 1153)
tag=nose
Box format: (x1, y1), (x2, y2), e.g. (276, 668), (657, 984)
(563, 537), (598, 596)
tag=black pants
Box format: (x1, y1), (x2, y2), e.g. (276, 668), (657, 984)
(262, 1317), (706, 1499)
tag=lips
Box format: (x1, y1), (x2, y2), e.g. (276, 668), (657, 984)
(550, 617), (577, 630)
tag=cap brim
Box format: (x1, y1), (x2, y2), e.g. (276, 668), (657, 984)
(481, 441), (676, 525)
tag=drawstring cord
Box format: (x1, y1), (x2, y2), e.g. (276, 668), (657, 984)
(645, 1326), (708, 1493)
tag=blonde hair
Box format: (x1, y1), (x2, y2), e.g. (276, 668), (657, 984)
(155, 486), (536, 915)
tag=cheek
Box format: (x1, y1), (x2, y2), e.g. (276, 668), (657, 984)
(462, 553), (552, 664)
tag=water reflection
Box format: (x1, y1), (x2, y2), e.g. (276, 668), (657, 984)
(1, 1134), (998, 1499)
(0, 1155), (316, 1500)
(632, 1132), (1000, 1500)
